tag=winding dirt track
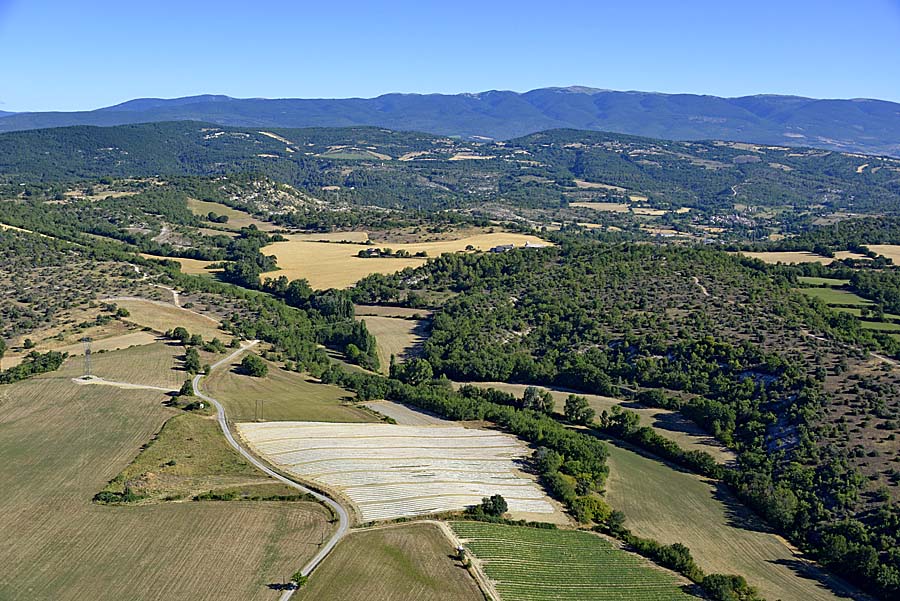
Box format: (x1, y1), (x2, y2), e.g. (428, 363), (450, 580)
(191, 342), (351, 600)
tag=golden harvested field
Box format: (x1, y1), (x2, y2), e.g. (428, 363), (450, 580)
(571, 201), (631, 212)
(203, 353), (375, 422)
(605, 442), (860, 601)
(139, 253), (220, 275)
(3, 330), (159, 369)
(83, 341), (190, 390)
(296, 523), (483, 601)
(357, 315), (427, 373)
(288, 231), (370, 243)
(261, 232), (551, 289)
(573, 179), (627, 192)
(866, 244), (900, 263)
(453, 381), (735, 464)
(0, 362), (333, 601)
(355, 304), (432, 319)
(113, 298), (224, 340)
(186, 198), (278, 231)
(738, 250), (869, 264)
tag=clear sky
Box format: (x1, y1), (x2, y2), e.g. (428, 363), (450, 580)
(2, 0), (899, 112)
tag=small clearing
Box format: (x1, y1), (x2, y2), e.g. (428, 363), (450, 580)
(356, 314), (428, 373)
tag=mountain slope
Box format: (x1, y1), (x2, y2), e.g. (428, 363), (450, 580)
(1, 88), (899, 156)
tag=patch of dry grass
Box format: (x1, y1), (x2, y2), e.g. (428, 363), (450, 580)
(261, 232), (551, 289)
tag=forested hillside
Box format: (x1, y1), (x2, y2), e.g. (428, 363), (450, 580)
(2, 87), (899, 157)
(352, 240), (900, 599)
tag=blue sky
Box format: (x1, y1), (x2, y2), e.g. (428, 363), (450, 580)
(1, 0), (899, 111)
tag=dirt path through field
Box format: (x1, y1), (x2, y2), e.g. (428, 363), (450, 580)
(692, 275), (710, 297)
(72, 375), (177, 393)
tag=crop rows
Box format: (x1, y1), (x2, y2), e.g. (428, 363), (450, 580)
(238, 422), (555, 521)
(451, 522), (698, 601)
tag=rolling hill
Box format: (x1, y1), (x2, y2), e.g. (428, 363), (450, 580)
(1, 87), (899, 156)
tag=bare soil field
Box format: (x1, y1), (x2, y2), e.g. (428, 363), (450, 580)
(604, 442), (864, 601)
(0, 358), (333, 601)
(571, 201), (631, 212)
(296, 522), (483, 601)
(363, 400), (453, 426)
(204, 354), (375, 423)
(238, 421), (558, 523)
(452, 381), (735, 464)
(357, 314), (428, 373)
(261, 231), (551, 289)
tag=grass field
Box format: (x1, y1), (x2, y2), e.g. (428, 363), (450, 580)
(797, 276), (851, 287)
(357, 315), (428, 373)
(113, 298), (224, 340)
(571, 201), (631, 212)
(139, 253), (220, 275)
(261, 231), (551, 289)
(3, 328), (158, 368)
(739, 251), (869, 264)
(100, 412), (287, 502)
(832, 306), (900, 321)
(798, 287), (873, 305)
(0, 355), (334, 601)
(186, 198), (277, 231)
(297, 523), (483, 601)
(86, 341), (190, 390)
(604, 442), (859, 601)
(203, 353), (375, 422)
(451, 521), (697, 601)
(865, 244), (900, 264)
(452, 381), (734, 464)
(859, 320), (900, 331)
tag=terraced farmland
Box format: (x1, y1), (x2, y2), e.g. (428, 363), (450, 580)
(451, 522), (697, 601)
(237, 421), (556, 522)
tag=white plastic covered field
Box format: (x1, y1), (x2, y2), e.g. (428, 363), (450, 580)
(237, 421), (556, 522)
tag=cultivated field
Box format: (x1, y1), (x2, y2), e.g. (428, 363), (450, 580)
(604, 442), (861, 601)
(112, 298), (224, 339)
(86, 341), (190, 390)
(865, 244), (900, 263)
(797, 276), (851, 287)
(289, 231), (370, 243)
(571, 201), (631, 212)
(355, 304), (432, 318)
(3, 328), (158, 369)
(204, 354), (375, 422)
(357, 314), (428, 373)
(738, 250), (869, 264)
(238, 421), (557, 522)
(453, 381), (735, 464)
(297, 522), (483, 601)
(260, 232), (551, 289)
(363, 400), (452, 426)
(0, 359), (334, 601)
(451, 521), (697, 601)
(798, 287), (873, 305)
(186, 198), (277, 230)
(139, 253), (220, 275)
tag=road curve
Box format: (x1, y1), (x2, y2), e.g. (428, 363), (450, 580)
(192, 341), (351, 599)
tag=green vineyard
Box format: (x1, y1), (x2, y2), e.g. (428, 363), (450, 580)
(451, 522), (699, 601)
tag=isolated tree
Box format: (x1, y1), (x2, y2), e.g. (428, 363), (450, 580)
(184, 348), (201, 374)
(23, 338), (35, 349)
(522, 386), (554, 414)
(480, 494), (508, 517)
(290, 571), (308, 589)
(240, 354), (268, 377)
(171, 327), (190, 345)
(178, 380), (194, 397)
(564, 394), (595, 425)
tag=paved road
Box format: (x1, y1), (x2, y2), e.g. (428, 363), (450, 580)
(192, 342), (351, 599)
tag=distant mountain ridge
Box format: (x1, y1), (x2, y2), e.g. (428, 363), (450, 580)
(2, 87), (899, 156)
